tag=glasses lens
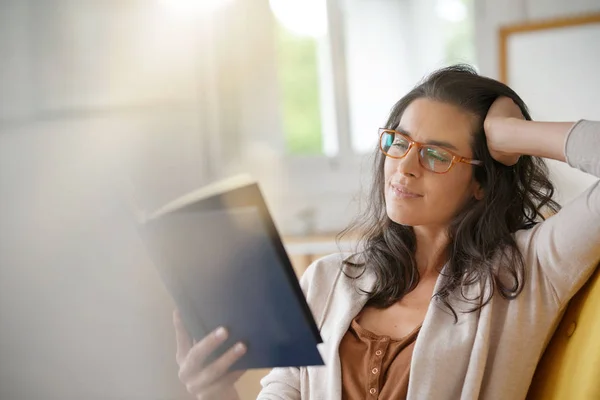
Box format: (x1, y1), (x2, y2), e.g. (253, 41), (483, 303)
(420, 146), (453, 172)
(381, 131), (409, 157)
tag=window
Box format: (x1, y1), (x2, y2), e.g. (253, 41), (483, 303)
(235, 0), (478, 234)
(274, 22), (323, 155)
(344, 0), (477, 155)
(270, 0), (328, 156)
(437, 0), (476, 66)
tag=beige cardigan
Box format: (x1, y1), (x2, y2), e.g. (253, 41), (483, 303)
(258, 120), (600, 400)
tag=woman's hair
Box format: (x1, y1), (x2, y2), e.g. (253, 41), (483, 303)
(339, 64), (560, 319)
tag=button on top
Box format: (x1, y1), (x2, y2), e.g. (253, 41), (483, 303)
(375, 350), (383, 356)
(369, 388), (377, 394)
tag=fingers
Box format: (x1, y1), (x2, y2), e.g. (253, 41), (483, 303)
(173, 310), (247, 399)
(178, 326), (229, 381)
(173, 310), (192, 365)
(184, 342), (247, 393)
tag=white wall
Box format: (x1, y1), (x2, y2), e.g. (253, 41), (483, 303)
(0, 0), (33, 121)
(474, 0), (600, 206)
(525, 0), (600, 20)
(0, 120), (194, 400)
(474, 0), (600, 79)
(0, 1), (211, 399)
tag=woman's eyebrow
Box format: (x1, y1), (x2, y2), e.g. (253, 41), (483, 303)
(398, 127), (460, 151)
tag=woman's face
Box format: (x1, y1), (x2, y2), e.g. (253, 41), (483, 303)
(384, 98), (483, 228)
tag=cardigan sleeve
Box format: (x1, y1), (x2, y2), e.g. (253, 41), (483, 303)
(516, 120), (600, 306)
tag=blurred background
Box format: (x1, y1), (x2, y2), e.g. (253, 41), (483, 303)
(0, 0), (599, 399)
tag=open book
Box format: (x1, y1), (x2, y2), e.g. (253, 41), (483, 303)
(136, 175), (324, 370)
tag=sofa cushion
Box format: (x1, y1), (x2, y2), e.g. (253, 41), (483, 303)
(527, 266), (600, 399)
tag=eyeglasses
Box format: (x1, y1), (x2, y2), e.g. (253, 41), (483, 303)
(379, 128), (483, 174)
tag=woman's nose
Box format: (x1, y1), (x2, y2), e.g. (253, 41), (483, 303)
(396, 145), (421, 177)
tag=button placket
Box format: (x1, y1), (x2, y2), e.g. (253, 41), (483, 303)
(368, 338), (388, 398)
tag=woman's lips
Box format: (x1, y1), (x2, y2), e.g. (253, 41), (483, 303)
(390, 184), (423, 199)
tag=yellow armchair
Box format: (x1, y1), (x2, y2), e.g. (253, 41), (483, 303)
(528, 266), (600, 399)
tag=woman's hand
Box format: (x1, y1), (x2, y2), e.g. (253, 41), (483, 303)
(484, 96), (525, 166)
(174, 310), (247, 400)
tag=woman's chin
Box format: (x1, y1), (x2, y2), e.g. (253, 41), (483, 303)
(386, 209), (420, 226)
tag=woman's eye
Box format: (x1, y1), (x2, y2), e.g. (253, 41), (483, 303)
(427, 148), (451, 162)
(393, 139), (409, 149)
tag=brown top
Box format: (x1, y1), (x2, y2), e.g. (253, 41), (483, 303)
(339, 316), (421, 400)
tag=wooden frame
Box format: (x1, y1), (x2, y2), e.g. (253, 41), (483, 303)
(499, 13), (600, 84)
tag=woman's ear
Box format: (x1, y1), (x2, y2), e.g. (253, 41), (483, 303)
(473, 182), (485, 201)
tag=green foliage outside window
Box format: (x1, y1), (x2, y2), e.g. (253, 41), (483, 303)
(274, 23), (323, 155)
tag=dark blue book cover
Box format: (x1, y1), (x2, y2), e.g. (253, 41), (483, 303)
(137, 176), (324, 370)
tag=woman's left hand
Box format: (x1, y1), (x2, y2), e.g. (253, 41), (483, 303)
(484, 97), (525, 166)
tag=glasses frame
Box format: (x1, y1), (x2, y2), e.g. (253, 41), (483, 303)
(378, 128), (484, 174)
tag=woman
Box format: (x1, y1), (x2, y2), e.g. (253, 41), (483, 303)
(173, 65), (600, 399)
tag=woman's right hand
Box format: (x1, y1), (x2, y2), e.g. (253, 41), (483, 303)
(173, 310), (248, 400)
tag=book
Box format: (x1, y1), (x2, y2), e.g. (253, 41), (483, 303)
(136, 175), (324, 370)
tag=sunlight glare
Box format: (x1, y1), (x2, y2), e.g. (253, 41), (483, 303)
(160, 0), (233, 18)
(436, 0), (467, 23)
(269, 0), (327, 37)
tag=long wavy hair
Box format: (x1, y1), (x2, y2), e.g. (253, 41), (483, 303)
(339, 65), (560, 319)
